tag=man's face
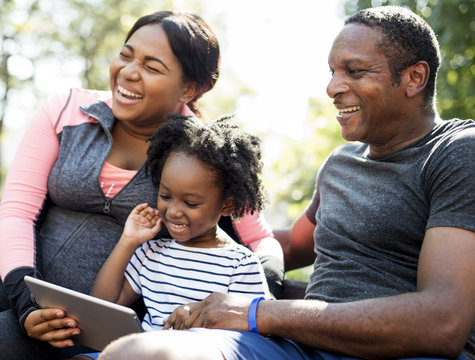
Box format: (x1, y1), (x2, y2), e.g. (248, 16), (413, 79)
(326, 24), (407, 147)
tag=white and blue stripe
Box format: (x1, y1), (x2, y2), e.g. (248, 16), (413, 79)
(125, 238), (269, 331)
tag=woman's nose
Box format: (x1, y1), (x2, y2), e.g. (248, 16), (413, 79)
(120, 61), (140, 81)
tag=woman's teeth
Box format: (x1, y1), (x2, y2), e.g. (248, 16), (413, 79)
(118, 85), (143, 99)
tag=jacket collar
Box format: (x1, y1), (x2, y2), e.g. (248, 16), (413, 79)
(79, 100), (116, 131)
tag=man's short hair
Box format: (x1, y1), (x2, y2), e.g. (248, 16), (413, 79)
(345, 6), (441, 115)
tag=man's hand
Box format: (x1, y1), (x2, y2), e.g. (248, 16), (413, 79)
(24, 308), (80, 348)
(163, 293), (253, 331)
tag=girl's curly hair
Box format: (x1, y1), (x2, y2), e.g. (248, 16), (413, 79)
(146, 114), (268, 219)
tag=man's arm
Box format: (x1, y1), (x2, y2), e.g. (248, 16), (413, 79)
(273, 213), (316, 270)
(186, 226), (475, 358)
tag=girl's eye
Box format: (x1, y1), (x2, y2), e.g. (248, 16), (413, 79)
(159, 194), (170, 200)
(185, 202), (199, 208)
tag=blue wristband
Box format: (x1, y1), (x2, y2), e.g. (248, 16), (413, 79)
(248, 296), (265, 334)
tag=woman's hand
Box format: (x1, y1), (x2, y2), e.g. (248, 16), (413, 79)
(121, 203), (162, 247)
(163, 293), (252, 331)
(24, 308), (80, 348)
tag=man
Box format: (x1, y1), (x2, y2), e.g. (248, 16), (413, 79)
(98, 6), (475, 360)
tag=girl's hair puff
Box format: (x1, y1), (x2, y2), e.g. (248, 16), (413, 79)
(146, 115), (267, 218)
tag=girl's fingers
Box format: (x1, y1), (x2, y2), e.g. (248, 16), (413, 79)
(134, 203), (149, 213)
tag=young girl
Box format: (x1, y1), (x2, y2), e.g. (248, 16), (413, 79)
(89, 115), (270, 343)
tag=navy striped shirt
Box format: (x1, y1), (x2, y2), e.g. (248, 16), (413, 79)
(125, 238), (270, 331)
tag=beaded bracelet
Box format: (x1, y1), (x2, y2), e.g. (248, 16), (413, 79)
(248, 296), (265, 334)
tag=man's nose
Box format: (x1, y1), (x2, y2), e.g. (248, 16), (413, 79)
(326, 72), (349, 98)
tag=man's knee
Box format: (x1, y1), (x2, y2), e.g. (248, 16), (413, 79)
(99, 331), (223, 360)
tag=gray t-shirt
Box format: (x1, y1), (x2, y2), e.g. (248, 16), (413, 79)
(305, 119), (475, 357)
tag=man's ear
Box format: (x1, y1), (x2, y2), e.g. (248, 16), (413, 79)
(221, 198), (234, 217)
(180, 81), (200, 104)
(404, 61), (430, 98)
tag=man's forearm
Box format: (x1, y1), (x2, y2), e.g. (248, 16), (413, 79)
(257, 293), (470, 359)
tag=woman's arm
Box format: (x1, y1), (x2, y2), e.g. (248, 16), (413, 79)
(232, 212), (283, 261)
(232, 212), (285, 298)
(0, 93), (69, 331)
(0, 94), (63, 279)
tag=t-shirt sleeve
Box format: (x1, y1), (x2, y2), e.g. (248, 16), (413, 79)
(0, 92), (70, 280)
(305, 187), (319, 226)
(125, 242), (151, 295)
(424, 124), (475, 231)
(228, 251), (271, 299)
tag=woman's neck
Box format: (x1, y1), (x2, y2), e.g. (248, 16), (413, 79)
(106, 121), (152, 170)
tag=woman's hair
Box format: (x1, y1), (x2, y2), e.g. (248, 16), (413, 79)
(125, 11), (220, 116)
(346, 6), (440, 115)
(146, 115), (267, 219)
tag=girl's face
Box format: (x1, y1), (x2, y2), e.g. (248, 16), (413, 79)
(110, 24), (196, 133)
(156, 151), (232, 247)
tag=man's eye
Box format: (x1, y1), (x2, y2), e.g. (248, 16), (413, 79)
(120, 52), (131, 59)
(348, 69), (364, 76)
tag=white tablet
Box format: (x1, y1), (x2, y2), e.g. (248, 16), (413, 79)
(24, 276), (143, 351)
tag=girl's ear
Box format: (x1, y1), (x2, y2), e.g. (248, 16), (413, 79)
(180, 81), (200, 104)
(221, 198), (234, 217)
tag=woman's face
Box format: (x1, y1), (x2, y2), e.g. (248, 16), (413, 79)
(110, 24), (195, 131)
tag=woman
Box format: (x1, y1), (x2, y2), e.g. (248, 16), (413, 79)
(0, 11), (283, 359)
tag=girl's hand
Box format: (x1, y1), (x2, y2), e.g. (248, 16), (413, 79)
(121, 203), (162, 247)
(24, 308), (80, 348)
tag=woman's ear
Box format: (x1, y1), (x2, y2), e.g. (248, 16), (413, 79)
(405, 61), (430, 98)
(221, 198), (234, 217)
(180, 81), (200, 104)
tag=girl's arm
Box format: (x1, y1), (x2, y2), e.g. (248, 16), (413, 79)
(91, 203), (161, 305)
(90, 237), (139, 305)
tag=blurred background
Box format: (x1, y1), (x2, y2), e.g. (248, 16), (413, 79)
(1, 0), (473, 281)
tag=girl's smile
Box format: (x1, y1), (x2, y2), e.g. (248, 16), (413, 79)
(157, 151), (232, 248)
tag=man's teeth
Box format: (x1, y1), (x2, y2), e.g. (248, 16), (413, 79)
(339, 106), (360, 115)
(118, 85), (143, 99)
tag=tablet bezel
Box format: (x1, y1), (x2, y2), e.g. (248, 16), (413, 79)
(24, 275), (143, 351)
